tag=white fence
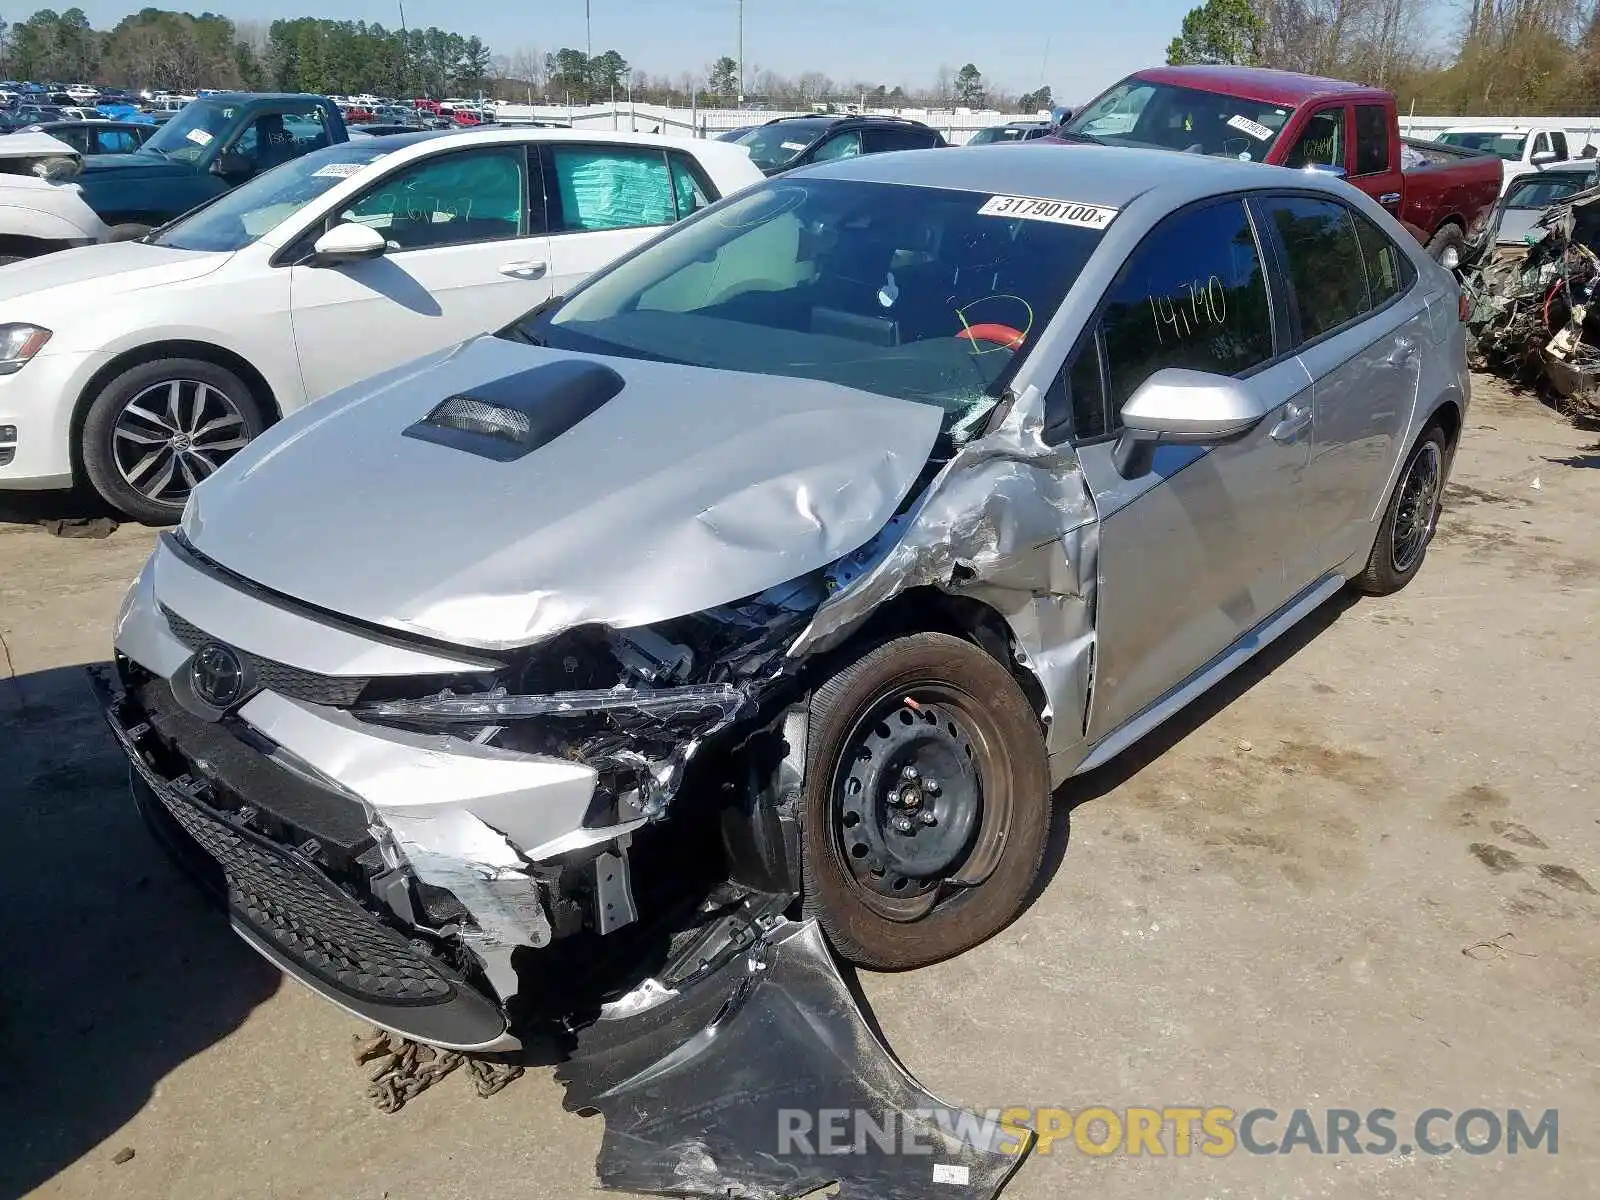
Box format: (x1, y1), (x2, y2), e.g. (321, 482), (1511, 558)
(492, 101), (1042, 145)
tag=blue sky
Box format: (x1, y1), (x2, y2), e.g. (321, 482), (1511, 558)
(66, 0), (1195, 101)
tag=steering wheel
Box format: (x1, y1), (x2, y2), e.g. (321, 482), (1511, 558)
(956, 322), (1027, 350)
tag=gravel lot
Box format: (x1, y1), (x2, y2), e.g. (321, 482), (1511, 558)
(2, 374), (1596, 1200)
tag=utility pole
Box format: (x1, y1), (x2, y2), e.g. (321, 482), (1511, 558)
(737, 0), (744, 105)
(586, 0), (592, 62)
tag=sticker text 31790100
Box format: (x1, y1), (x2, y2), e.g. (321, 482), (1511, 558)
(978, 195), (1118, 230)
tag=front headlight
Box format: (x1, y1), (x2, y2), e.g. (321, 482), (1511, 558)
(0, 324), (51, 374)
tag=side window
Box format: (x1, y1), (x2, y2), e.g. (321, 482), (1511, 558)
(811, 130), (862, 162)
(1350, 209), (1414, 306)
(1533, 132), (1550, 157)
(1262, 195), (1371, 340)
(1552, 131), (1569, 159)
(863, 126), (936, 153)
(1354, 105), (1390, 175)
(339, 148), (526, 251)
(547, 145), (677, 232)
(1097, 198), (1275, 418)
(1283, 107), (1346, 169)
(98, 129), (137, 154)
(232, 106), (329, 171)
(667, 152), (714, 219)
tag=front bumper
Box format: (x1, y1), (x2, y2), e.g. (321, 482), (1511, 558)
(0, 347), (104, 489)
(92, 667), (519, 1051)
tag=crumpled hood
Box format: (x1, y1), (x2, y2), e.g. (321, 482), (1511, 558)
(0, 240), (230, 309)
(184, 336), (944, 649)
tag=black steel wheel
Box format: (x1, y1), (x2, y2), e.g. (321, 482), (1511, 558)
(1355, 423), (1449, 596)
(801, 632), (1051, 970)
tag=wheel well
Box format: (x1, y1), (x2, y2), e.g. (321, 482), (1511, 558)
(814, 587), (1051, 728)
(1428, 398), (1463, 452)
(68, 340), (281, 480)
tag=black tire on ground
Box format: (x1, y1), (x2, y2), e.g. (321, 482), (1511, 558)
(1354, 424), (1449, 596)
(80, 357), (266, 525)
(800, 631), (1051, 970)
(105, 223), (153, 243)
(1425, 223), (1467, 270)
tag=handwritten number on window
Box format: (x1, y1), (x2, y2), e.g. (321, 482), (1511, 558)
(1149, 275), (1227, 345)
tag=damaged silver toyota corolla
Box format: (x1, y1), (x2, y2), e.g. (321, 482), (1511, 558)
(95, 144), (1467, 1198)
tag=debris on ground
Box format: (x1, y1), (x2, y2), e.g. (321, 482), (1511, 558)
(39, 516), (119, 539)
(1462, 184), (1600, 422)
(111, 1147), (135, 1165)
(353, 1027), (523, 1113)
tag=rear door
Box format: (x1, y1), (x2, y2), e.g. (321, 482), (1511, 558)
(539, 143), (721, 297)
(1069, 196), (1314, 741)
(289, 142), (552, 401)
(1255, 193), (1426, 579)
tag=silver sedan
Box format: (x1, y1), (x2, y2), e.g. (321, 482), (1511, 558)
(100, 144), (1467, 1054)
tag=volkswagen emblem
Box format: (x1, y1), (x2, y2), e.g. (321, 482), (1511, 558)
(190, 642), (245, 708)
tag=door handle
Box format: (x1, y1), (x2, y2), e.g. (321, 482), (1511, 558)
(499, 259), (548, 279)
(1379, 191), (1401, 205)
(1269, 401), (1312, 443)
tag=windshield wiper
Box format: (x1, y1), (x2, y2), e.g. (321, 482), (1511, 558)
(1051, 130), (1105, 146)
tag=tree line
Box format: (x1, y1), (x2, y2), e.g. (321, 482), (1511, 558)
(1169, 0), (1600, 115)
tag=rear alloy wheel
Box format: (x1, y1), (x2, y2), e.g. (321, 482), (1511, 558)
(80, 358), (266, 524)
(801, 632), (1051, 970)
(1355, 424), (1448, 595)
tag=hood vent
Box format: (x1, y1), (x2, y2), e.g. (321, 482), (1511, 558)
(403, 358), (626, 462)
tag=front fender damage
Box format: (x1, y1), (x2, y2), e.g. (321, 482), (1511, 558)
(559, 918), (1035, 1200)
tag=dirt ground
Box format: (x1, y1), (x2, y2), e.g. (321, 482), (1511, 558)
(1, 374), (1596, 1200)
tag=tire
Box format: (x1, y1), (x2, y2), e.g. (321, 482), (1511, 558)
(800, 631), (1051, 970)
(80, 357), (266, 524)
(1426, 224), (1466, 271)
(105, 223), (153, 243)
(1354, 424), (1449, 596)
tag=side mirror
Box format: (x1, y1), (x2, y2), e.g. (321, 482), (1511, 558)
(1530, 149), (1558, 165)
(1302, 162), (1348, 179)
(211, 150), (253, 179)
(1112, 368), (1272, 477)
(311, 221), (388, 265)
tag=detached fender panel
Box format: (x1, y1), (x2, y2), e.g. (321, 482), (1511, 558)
(0, 196), (108, 243)
(559, 919), (1034, 1199)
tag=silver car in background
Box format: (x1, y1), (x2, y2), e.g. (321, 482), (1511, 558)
(95, 143), (1467, 1197)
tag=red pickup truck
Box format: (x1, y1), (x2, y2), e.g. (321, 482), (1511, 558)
(1058, 66), (1503, 268)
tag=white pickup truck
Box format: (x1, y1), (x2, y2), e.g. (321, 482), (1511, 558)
(1432, 124), (1597, 195)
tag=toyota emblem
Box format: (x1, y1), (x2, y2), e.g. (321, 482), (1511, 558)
(190, 642), (245, 708)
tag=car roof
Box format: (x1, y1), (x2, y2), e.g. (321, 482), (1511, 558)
(767, 113), (931, 129)
(1131, 65), (1389, 107)
(798, 142), (1333, 210)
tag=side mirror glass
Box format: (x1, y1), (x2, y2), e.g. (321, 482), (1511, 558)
(211, 150), (253, 179)
(311, 221), (387, 265)
(1112, 368), (1272, 477)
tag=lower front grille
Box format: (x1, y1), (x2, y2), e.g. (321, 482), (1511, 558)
(148, 775), (455, 1006)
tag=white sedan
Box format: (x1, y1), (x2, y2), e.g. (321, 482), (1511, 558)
(0, 127), (763, 521)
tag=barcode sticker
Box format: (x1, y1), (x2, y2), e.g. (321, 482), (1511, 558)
(1227, 114), (1274, 141)
(932, 1163), (971, 1185)
(978, 194), (1117, 229)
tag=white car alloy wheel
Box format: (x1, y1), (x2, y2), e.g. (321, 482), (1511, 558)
(112, 378), (251, 504)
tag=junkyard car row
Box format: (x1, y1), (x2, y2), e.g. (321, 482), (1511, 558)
(5, 71), (1479, 1198)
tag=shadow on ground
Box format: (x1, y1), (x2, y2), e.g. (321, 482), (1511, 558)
(0, 662), (278, 1196)
(1026, 587), (1362, 909)
(0, 489), (129, 537)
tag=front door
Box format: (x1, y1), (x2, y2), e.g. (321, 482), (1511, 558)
(1070, 197), (1312, 742)
(1255, 193), (1427, 576)
(289, 144), (551, 402)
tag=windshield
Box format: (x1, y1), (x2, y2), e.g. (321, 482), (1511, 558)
(512, 178), (1106, 427)
(969, 126), (1043, 145)
(735, 120), (831, 171)
(150, 141), (394, 252)
(141, 99), (235, 163)
(1504, 172), (1594, 209)
(1065, 77), (1293, 161)
(1436, 131), (1527, 161)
